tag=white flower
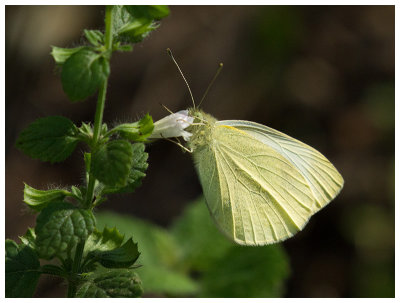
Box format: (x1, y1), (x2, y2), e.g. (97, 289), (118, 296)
(149, 110), (194, 141)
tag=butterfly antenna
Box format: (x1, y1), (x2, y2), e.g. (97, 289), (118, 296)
(159, 103), (174, 114)
(198, 63), (223, 108)
(167, 48), (196, 109)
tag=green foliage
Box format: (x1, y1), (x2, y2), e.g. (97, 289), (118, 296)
(84, 227), (140, 269)
(95, 212), (198, 296)
(35, 202), (95, 259)
(84, 29), (104, 47)
(89, 239), (140, 268)
(95, 198), (290, 297)
(84, 227), (125, 255)
(19, 228), (36, 249)
(51, 46), (85, 65)
(61, 48), (110, 102)
(125, 5), (170, 20)
(16, 116), (79, 163)
(5, 240), (41, 298)
(23, 183), (71, 211)
(101, 143), (148, 195)
(91, 139), (134, 187)
(111, 5), (168, 44)
(76, 268), (143, 298)
(111, 114), (154, 142)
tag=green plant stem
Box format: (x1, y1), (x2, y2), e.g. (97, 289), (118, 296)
(67, 6), (114, 298)
(85, 5), (114, 209)
(67, 241), (85, 297)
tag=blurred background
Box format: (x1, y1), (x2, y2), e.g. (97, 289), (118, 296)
(5, 5), (394, 298)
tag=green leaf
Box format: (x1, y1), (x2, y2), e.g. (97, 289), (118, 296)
(91, 140), (134, 187)
(137, 266), (198, 296)
(16, 116), (79, 163)
(171, 198), (290, 297)
(19, 228), (36, 249)
(95, 212), (198, 296)
(101, 143), (148, 195)
(112, 114), (154, 142)
(84, 29), (104, 46)
(170, 198), (233, 272)
(84, 227), (124, 255)
(76, 268), (143, 298)
(23, 183), (71, 211)
(51, 46), (85, 65)
(5, 240), (41, 298)
(111, 5), (158, 44)
(125, 5), (170, 20)
(35, 202), (95, 259)
(200, 245), (290, 298)
(61, 48), (110, 102)
(90, 238), (140, 268)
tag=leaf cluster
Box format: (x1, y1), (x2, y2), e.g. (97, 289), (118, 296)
(6, 5), (169, 298)
(96, 198), (290, 298)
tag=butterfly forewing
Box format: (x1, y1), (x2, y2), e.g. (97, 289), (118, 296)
(218, 120), (344, 213)
(193, 124), (317, 245)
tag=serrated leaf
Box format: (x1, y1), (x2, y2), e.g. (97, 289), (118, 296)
(90, 238), (140, 268)
(76, 268), (143, 298)
(70, 186), (83, 202)
(16, 116), (79, 163)
(51, 46), (85, 65)
(84, 227), (124, 256)
(112, 114), (154, 142)
(111, 5), (158, 44)
(5, 240), (41, 298)
(84, 29), (104, 46)
(101, 143), (148, 195)
(35, 202), (95, 259)
(19, 228), (36, 249)
(91, 140), (133, 187)
(95, 212), (198, 296)
(23, 183), (71, 211)
(125, 5), (170, 20)
(61, 48), (110, 102)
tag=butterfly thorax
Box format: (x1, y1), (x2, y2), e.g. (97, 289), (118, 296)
(187, 109), (217, 152)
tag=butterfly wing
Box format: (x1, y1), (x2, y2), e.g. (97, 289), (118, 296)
(193, 124), (317, 245)
(218, 120), (344, 213)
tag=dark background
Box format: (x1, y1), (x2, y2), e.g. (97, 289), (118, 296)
(5, 5), (395, 297)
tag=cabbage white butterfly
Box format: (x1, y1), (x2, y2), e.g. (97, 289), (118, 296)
(151, 49), (344, 245)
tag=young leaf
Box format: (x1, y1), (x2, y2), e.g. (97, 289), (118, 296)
(101, 143), (148, 195)
(89, 238), (140, 268)
(19, 228), (36, 249)
(61, 48), (110, 102)
(5, 240), (41, 298)
(111, 114), (154, 142)
(75, 268), (143, 298)
(84, 227), (124, 256)
(84, 29), (104, 47)
(91, 140), (134, 187)
(111, 5), (158, 44)
(16, 116), (79, 163)
(124, 5), (170, 20)
(51, 46), (85, 65)
(23, 183), (71, 211)
(35, 202), (95, 259)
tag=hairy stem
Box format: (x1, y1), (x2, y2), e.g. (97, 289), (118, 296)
(67, 6), (114, 298)
(84, 5), (114, 209)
